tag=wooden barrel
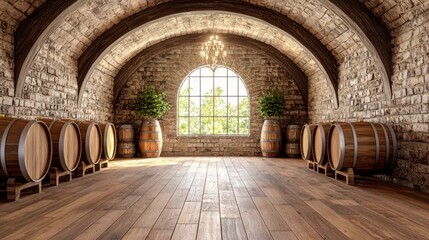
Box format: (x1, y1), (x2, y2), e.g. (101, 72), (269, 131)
(99, 122), (117, 161)
(41, 119), (81, 172)
(328, 122), (398, 173)
(286, 124), (301, 143)
(0, 118), (52, 182)
(300, 124), (316, 160)
(117, 124), (135, 142)
(118, 142), (136, 158)
(139, 119), (163, 158)
(286, 143), (301, 158)
(312, 123), (331, 165)
(260, 120), (282, 158)
(78, 122), (102, 165)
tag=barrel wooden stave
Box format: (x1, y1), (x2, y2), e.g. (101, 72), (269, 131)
(99, 122), (117, 161)
(260, 120), (282, 158)
(312, 123), (331, 165)
(78, 122), (102, 165)
(0, 118), (52, 182)
(285, 142), (300, 158)
(117, 124), (135, 142)
(139, 120), (163, 158)
(286, 124), (301, 143)
(118, 142), (136, 158)
(328, 122), (397, 173)
(41, 119), (81, 172)
(300, 124), (316, 160)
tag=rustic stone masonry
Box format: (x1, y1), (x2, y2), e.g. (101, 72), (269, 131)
(115, 44), (307, 157)
(308, 8), (429, 192)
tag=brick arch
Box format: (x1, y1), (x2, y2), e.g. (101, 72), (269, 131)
(113, 33), (309, 104)
(78, 12), (337, 108)
(13, 0), (398, 109)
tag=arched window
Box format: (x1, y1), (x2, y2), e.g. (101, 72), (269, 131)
(178, 66), (249, 135)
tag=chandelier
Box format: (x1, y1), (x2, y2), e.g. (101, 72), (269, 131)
(200, 34), (227, 71)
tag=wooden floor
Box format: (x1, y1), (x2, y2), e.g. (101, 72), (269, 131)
(0, 157), (428, 240)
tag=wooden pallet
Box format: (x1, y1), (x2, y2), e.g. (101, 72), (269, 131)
(307, 160), (316, 171)
(49, 168), (72, 186)
(335, 168), (354, 185)
(74, 161), (95, 177)
(316, 163), (333, 176)
(95, 159), (109, 172)
(7, 178), (42, 201)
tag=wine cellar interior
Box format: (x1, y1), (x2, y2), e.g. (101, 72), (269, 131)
(0, 1), (428, 239)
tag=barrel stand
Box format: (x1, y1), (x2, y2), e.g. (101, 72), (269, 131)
(307, 160), (316, 171)
(7, 178), (41, 201)
(75, 161), (95, 177)
(316, 163), (334, 176)
(50, 168), (72, 186)
(335, 168), (354, 185)
(95, 160), (109, 172)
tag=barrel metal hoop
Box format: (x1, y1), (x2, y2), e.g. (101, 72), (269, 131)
(337, 124), (346, 170)
(386, 125), (398, 169)
(369, 123), (380, 168)
(19, 120), (37, 182)
(320, 124), (327, 164)
(0, 119), (19, 177)
(141, 150), (162, 153)
(380, 123), (390, 168)
(347, 122), (358, 169)
(306, 126), (312, 159)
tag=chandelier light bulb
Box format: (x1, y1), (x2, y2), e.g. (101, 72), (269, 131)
(201, 34), (227, 71)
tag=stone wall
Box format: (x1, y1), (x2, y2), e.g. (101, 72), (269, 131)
(115, 44), (307, 156)
(308, 9), (429, 192)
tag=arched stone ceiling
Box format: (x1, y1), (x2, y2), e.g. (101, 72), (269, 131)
(113, 33), (309, 103)
(77, 12), (336, 107)
(12, 1), (390, 101)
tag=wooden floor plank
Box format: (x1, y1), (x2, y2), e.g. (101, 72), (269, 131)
(197, 211), (222, 240)
(0, 157), (428, 240)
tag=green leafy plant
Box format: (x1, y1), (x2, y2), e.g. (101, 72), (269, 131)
(133, 86), (171, 119)
(258, 90), (284, 118)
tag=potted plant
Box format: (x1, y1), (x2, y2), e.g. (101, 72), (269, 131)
(258, 90), (284, 157)
(133, 86), (171, 158)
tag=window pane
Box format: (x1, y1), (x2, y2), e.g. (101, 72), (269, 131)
(201, 77), (213, 96)
(178, 117), (189, 135)
(201, 97), (213, 116)
(189, 77), (200, 96)
(190, 97), (200, 116)
(179, 78), (190, 96)
(201, 117), (213, 134)
(190, 68), (200, 77)
(214, 97), (227, 116)
(178, 97), (189, 116)
(239, 97), (249, 116)
(228, 97), (238, 116)
(189, 117), (200, 134)
(214, 117), (227, 134)
(228, 117), (238, 134)
(238, 79), (247, 96)
(239, 118), (249, 135)
(214, 67), (227, 76)
(228, 77), (238, 96)
(201, 67), (213, 77)
(215, 77), (227, 96)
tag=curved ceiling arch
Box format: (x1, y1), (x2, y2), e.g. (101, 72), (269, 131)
(76, 9), (339, 108)
(114, 33), (309, 104)
(78, 11), (337, 108)
(14, 0), (393, 106)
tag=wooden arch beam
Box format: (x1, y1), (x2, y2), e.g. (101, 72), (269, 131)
(14, 0), (83, 98)
(77, 0), (339, 107)
(113, 33), (309, 104)
(321, 0), (392, 99)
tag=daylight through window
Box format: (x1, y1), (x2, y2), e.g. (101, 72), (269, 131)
(178, 66), (250, 135)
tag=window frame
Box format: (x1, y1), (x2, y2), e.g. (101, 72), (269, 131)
(177, 65), (250, 137)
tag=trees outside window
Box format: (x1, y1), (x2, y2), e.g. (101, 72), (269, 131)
(178, 66), (249, 135)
